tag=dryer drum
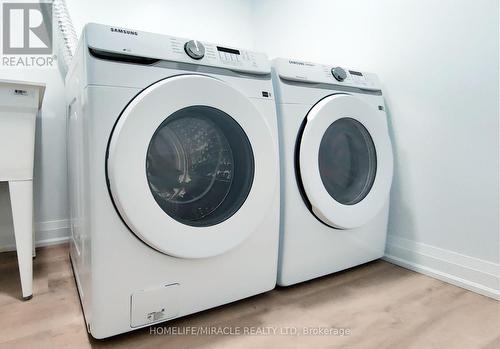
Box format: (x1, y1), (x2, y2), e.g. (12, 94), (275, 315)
(318, 117), (377, 205)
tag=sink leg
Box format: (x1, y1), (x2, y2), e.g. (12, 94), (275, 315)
(9, 180), (33, 300)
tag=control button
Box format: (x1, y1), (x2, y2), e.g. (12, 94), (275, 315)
(184, 40), (205, 60)
(331, 67), (347, 82)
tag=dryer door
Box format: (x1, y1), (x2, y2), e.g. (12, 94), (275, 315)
(298, 94), (393, 229)
(107, 74), (278, 258)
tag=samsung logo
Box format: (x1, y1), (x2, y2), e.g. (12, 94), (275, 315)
(110, 28), (138, 36)
(289, 60), (315, 67)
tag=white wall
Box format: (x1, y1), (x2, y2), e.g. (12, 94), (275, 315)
(67, 0), (255, 50)
(0, 0), (255, 250)
(253, 0), (499, 298)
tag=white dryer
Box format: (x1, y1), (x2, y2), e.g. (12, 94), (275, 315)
(66, 23), (280, 338)
(272, 58), (393, 286)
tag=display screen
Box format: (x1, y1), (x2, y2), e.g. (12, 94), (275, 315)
(349, 70), (363, 76)
(217, 46), (240, 55)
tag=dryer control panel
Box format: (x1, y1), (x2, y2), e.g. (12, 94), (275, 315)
(273, 58), (381, 91)
(84, 23), (270, 75)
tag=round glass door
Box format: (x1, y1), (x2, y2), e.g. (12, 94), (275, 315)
(318, 117), (377, 205)
(106, 74), (279, 258)
(298, 93), (393, 229)
(146, 106), (254, 227)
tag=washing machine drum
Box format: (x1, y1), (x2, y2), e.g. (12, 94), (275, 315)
(146, 106), (253, 227)
(297, 94), (394, 230)
(107, 75), (278, 259)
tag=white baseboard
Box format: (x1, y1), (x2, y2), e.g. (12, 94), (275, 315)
(384, 235), (500, 301)
(0, 218), (69, 253)
(3, 223), (498, 301)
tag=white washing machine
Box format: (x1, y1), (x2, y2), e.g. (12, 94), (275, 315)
(272, 58), (394, 286)
(66, 23), (280, 338)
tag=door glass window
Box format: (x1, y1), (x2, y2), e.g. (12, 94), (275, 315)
(318, 117), (377, 205)
(146, 106), (254, 227)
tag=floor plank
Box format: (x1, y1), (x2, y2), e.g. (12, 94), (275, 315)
(0, 244), (498, 348)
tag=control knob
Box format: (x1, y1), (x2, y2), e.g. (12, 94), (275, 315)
(331, 67), (347, 82)
(184, 40), (205, 60)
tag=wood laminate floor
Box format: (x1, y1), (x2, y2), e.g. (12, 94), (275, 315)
(0, 244), (499, 349)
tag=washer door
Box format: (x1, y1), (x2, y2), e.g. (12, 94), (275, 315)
(298, 94), (393, 229)
(107, 75), (278, 258)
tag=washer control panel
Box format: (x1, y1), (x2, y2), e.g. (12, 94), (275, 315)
(85, 23), (270, 75)
(273, 58), (381, 90)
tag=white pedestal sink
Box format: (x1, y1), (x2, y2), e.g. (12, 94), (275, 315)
(0, 79), (45, 300)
